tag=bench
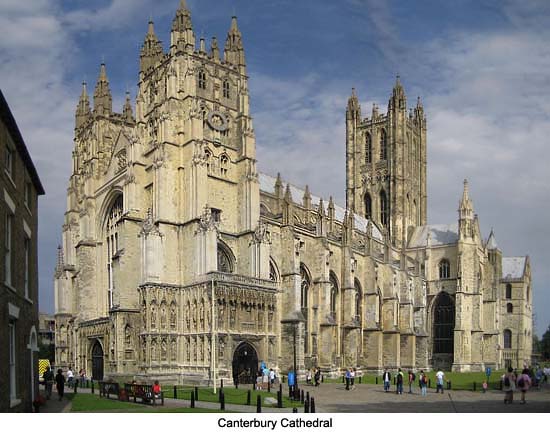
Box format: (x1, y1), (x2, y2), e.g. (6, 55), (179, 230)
(99, 381), (120, 399)
(124, 383), (164, 406)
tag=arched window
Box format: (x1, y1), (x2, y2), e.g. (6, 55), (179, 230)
(300, 265), (311, 353)
(365, 133), (372, 164)
(507, 303), (513, 313)
(380, 190), (388, 227)
(198, 70), (207, 90)
(106, 194), (123, 309)
(364, 193), (372, 220)
(439, 259), (450, 279)
(503, 329), (512, 349)
(204, 149), (212, 173)
(217, 243), (234, 273)
(220, 154), (229, 177)
(329, 272), (339, 320)
(380, 129), (387, 160)
(354, 279), (362, 322)
(505, 283), (512, 299)
(433, 292), (455, 354)
(223, 80), (230, 98)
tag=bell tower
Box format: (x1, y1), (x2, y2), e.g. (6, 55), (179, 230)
(345, 77), (427, 248)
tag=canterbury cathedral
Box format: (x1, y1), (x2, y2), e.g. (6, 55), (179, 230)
(54, 1), (532, 383)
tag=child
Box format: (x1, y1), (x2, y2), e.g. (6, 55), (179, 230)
(482, 380), (488, 393)
(152, 380), (162, 399)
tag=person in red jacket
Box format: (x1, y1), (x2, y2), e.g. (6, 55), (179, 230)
(152, 380), (162, 399)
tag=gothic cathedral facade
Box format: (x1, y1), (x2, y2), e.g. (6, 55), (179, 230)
(55, 1), (532, 383)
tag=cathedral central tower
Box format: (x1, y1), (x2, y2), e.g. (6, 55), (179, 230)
(345, 79), (427, 248)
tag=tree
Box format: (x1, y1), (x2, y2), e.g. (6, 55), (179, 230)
(540, 325), (550, 360)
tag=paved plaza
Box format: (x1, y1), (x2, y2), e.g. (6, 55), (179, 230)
(39, 382), (550, 413)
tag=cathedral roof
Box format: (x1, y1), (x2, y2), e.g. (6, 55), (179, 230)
(502, 257), (527, 280)
(258, 172), (384, 240)
(408, 223), (459, 248)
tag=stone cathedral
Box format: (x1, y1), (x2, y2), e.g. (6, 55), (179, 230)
(54, 1), (532, 383)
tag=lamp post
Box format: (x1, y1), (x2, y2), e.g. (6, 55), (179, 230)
(282, 313), (305, 400)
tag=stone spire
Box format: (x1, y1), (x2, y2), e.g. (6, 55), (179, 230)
(210, 36), (220, 61)
(284, 183), (293, 203)
(224, 16), (245, 67)
(140, 20), (164, 73)
(123, 91), (134, 123)
(303, 185), (312, 209)
(75, 81), (91, 129)
(486, 228), (499, 250)
(55, 244), (64, 277)
(346, 88), (361, 119)
(171, 0), (194, 49)
(459, 179), (474, 220)
(93, 62), (112, 116)
(389, 74), (406, 111)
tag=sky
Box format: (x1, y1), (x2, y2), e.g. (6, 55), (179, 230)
(1, 0), (549, 336)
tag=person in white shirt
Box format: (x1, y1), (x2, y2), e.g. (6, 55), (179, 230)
(435, 369), (445, 393)
(67, 367), (74, 388)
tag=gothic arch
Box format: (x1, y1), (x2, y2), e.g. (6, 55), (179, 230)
(431, 292), (455, 369)
(97, 188), (124, 234)
(232, 341), (259, 384)
(300, 264), (312, 353)
(379, 128), (387, 160)
(379, 189), (388, 227)
(217, 241), (235, 273)
(329, 271), (339, 320)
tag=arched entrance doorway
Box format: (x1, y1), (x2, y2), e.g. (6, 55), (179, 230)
(432, 292), (455, 370)
(232, 342), (258, 384)
(91, 340), (104, 381)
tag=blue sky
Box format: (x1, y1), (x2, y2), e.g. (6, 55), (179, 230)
(1, 0), (549, 336)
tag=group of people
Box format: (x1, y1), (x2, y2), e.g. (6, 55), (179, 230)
(42, 367), (68, 401)
(255, 363), (277, 390)
(305, 367), (322, 387)
(502, 367), (533, 404)
(344, 368), (357, 390)
(382, 368), (445, 396)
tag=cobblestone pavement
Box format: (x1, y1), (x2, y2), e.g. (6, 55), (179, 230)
(38, 383), (550, 413)
(300, 383), (550, 413)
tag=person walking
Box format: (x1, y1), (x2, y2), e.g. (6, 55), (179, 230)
(350, 368), (356, 390)
(408, 370), (416, 394)
(396, 368), (404, 394)
(383, 368), (391, 393)
(43, 366), (54, 400)
(345, 368), (351, 390)
(55, 368), (66, 401)
(516, 368), (532, 404)
(502, 366), (516, 404)
(314, 368), (321, 387)
(67, 367), (74, 389)
(435, 369), (445, 394)
(419, 370), (427, 396)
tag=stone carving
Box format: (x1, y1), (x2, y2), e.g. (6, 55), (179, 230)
(150, 302), (157, 329)
(161, 339), (167, 361)
(171, 339), (177, 362)
(160, 302), (167, 329)
(251, 220), (270, 244)
(170, 302), (177, 329)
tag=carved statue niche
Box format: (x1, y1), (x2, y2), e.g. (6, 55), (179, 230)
(199, 299), (205, 329)
(170, 302), (177, 329)
(150, 302), (157, 329)
(142, 338), (147, 362)
(218, 300), (225, 328)
(218, 337), (225, 359)
(151, 339), (158, 361)
(186, 301), (191, 329)
(192, 300), (198, 329)
(171, 339), (177, 362)
(160, 302), (167, 329)
(229, 301), (236, 328)
(161, 339), (167, 361)
(198, 339), (203, 362)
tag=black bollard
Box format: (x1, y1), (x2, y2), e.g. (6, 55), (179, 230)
(247, 389), (251, 405)
(221, 379), (224, 389)
(473, 382), (476, 392)
(256, 395), (262, 413)
(306, 391), (310, 404)
(194, 386), (199, 401)
(342, 375), (345, 383)
(292, 407), (298, 413)
(235, 380), (238, 390)
(277, 390), (283, 408)
(220, 391), (225, 411)
(428, 379), (431, 388)
(376, 376), (378, 385)
(304, 398), (309, 413)
(91, 380), (94, 394)
(190, 391), (195, 408)
(359, 376), (362, 384)
(300, 389), (304, 404)
(447, 381), (451, 390)
(289, 386), (293, 399)
(279, 383), (283, 394)
(321, 374), (324, 383)
(173, 385), (177, 399)
(219, 388), (223, 403)
(268, 381), (271, 393)
(310, 397), (316, 413)
(282, 375), (285, 384)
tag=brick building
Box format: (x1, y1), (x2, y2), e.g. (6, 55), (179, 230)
(0, 90), (45, 412)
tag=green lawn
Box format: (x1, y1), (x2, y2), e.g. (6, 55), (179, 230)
(168, 385), (302, 408)
(69, 393), (223, 413)
(320, 370), (506, 391)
